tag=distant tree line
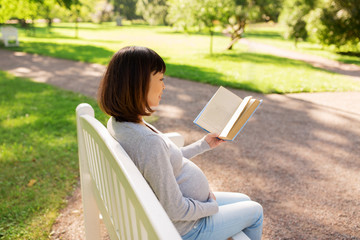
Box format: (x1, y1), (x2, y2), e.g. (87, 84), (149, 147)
(280, 0), (359, 49)
(0, 0), (358, 51)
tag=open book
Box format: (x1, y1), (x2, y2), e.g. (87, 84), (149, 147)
(194, 86), (262, 141)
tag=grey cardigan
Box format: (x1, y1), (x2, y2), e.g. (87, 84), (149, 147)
(107, 117), (219, 236)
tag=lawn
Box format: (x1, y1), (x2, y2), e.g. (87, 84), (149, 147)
(244, 23), (360, 66)
(0, 71), (108, 239)
(2, 22), (360, 93)
(1, 22), (359, 239)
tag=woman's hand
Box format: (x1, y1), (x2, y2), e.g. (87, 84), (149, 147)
(205, 133), (225, 149)
(208, 191), (216, 201)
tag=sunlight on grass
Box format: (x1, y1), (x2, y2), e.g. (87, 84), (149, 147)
(245, 23), (360, 66)
(0, 71), (108, 239)
(3, 22), (360, 93)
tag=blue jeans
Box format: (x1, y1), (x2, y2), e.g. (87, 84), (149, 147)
(181, 192), (263, 240)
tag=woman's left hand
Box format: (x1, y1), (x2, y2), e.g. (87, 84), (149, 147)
(208, 191), (216, 201)
(205, 133), (225, 149)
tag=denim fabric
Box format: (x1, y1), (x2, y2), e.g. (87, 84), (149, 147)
(181, 192), (263, 240)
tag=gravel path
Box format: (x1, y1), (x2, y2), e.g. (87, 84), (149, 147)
(1, 46), (359, 239)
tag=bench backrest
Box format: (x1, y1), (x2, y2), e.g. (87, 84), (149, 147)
(1, 26), (18, 36)
(76, 103), (182, 240)
(1, 26), (19, 47)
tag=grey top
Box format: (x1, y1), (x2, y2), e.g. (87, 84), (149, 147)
(107, 117), (219, 236)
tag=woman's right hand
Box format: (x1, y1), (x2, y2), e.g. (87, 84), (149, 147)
(205, 133), (225, 149)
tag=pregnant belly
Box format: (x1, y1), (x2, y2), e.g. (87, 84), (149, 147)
(177, 159), (210, 202)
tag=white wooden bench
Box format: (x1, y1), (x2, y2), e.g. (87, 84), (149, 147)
(0, 26), (19, 47)
(76, 103), (249, 240)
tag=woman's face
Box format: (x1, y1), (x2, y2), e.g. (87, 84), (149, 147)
(147, 71), (165, 108)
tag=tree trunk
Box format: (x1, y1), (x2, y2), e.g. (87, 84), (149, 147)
(226, 36), (240, 50)
(75, 5), (79, 38)
(210, 29), (214, 55)
(226, 17), (246, 50)
(19, 19), (28, 28)
(47, 18), (52, 28)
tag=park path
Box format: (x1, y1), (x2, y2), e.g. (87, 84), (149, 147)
(1, 46), (360, 240)
(240, 38), (360, 81)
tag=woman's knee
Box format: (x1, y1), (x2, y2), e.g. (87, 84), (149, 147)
(214, 192), (251, 204)
(252, 201), (263, 223)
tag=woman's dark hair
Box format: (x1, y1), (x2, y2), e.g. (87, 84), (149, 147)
(98, 46), (166, 123)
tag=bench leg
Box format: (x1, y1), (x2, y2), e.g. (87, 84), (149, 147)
(81, 173), (101, 240)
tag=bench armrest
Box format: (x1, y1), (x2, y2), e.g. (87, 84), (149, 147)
(164, 132), (184, 147)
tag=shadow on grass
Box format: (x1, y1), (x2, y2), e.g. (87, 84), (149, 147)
(0, 71), (107, 239)
(17, 24), (126, 43)
(165, 62), (263, 93)
(243, 30), (283, 40)
(206, 52), (310, 67)
(30, 23), (119, 31)
(337, 51), (360, 57)
(336, 53), (360, 65)
(156, 30), (225, 37)
(206, 51), (360, 79)
(5, 41), (115, 65)
(3, 40), (359, 94)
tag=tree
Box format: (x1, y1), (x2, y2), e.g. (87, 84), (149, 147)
(38, 0), (61, 27)
(167, 0), (233, 54)
(0, 0), (16, 23)
(167, 0), (202, 31)
(112, 0), (139, 20)
(0, 0), (77, 24)
(136, 0), (168, 25)
(224, 0), (249, 50)
(279, 0), (316, 46)
(197, 0), (234, 54)
(56, 0), (74, 9)
(167, 0), (284, 51)
(252, 0), (283, 22)
(0, 0), (38, 25)
(307, 0), (360, 48)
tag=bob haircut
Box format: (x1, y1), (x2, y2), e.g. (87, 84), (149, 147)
(98, 46), (166, 123)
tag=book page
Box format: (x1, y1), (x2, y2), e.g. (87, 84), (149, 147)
(225, 99), (262, 140)
(194, 87), (242, 133)
(220, 96), (252, 138)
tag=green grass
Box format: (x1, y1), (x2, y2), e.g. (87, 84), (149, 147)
(0, 71), (108, 239)
(2, 22), (360, 93)
(244, 23), (360, 66)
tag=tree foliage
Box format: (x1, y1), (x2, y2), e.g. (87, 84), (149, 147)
(0, 0), (78, 24)
(112, 0), (139, 20)
(251, 0), (283, 22)
(224, 0), (250, 50)
(307, 0), (360, 47)
(56, 0), (75, 9)
(136, 0), (168, 25)
(168, 0), (233, 53)
(279, 0), (315, 45)
(281, 0), (359, 48)
(167, 0), (284, 51)
(0, 0), (37, 24)
(167, 0), (201, 31)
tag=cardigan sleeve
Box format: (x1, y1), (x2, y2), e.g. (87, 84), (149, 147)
(180, 137), (211, 159)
